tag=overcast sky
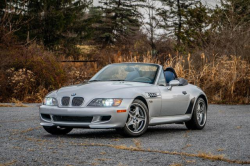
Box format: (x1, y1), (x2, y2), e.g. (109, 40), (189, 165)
(201, 0), (220, 7)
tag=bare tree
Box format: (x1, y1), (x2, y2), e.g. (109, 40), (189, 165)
(142, 0), (162, 55)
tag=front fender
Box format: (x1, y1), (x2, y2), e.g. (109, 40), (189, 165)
(96, 86), (161, 118)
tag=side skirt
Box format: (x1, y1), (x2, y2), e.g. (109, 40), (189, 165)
(149, 114), (192, 125)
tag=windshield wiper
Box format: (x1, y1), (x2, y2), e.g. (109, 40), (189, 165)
(88, 80), (101, 82)
(89, 79), (125, 82)
(108, 80), (125, 81)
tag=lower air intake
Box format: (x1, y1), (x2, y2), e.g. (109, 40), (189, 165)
(53, 115), (93, 123)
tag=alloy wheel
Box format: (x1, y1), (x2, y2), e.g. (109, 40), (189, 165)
(126, 103), (147, 134)
(196, 100), (207, 126)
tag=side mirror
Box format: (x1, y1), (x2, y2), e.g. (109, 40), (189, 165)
(168, 80), (180, 90)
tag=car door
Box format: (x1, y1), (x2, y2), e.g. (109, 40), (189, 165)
(157, 69), (190, 116)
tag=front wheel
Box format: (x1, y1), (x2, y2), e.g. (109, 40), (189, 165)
(185, 98), (207, 130)
(43, 126), (73, 135)
(117, 99), (149, 137)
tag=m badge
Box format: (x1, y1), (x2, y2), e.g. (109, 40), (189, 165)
(71, 93), (76, 96)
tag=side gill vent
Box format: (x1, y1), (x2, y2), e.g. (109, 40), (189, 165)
(148, 93), (158, 98)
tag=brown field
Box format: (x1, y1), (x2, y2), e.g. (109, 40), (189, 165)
(0, 44), (249, 104)
(62, 51), (250, 104)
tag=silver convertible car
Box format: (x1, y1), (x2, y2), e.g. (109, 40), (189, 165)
(40, 63), (208, 137)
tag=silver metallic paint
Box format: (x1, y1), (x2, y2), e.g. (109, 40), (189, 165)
(39, 64), (207, 129)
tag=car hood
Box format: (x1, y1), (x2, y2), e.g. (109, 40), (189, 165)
(53, 81), (153, 101)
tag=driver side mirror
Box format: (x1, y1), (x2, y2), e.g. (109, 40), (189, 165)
(168, 80), (180, 90)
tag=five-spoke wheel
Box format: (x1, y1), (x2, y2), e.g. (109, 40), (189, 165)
(126, 103), (147, 133)
(117, 99), (149, 137)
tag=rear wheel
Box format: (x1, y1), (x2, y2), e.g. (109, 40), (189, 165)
(117, 99), (149, 137)
(185, 98), (207, 130)
(43, 126), (73, 135)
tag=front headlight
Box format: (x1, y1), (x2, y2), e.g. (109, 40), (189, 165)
(88, 98), (122, 107)
(43, 97), (58, 106)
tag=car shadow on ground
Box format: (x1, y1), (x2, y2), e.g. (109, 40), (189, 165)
(42, 125), (189, 139)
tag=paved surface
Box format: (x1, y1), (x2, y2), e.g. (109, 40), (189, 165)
(0, 104), (249, 166)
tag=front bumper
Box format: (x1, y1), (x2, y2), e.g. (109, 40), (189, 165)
(39, 99), (132, 129)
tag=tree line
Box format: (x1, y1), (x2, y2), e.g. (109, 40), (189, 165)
(0, 0), (249, 60)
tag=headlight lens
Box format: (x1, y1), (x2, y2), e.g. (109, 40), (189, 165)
(88, 98), (122, 107)
(43, 97), (57, 106)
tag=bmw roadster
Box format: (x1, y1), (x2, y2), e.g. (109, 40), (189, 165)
(40, 63), (207, 137)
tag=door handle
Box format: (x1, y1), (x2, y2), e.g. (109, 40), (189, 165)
(182, 91), (187, 95)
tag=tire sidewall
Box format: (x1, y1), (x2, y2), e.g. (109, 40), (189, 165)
(192, 98), (207, 129)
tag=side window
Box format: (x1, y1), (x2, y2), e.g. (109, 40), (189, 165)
(157, 70), (166, 86)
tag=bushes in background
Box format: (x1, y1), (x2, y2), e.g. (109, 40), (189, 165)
(78, 51), (249, 104)
(0, 43), (66, 103)
(0, 45), (249, 104)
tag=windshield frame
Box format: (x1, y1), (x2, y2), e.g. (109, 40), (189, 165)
(89, 63), (161, 85)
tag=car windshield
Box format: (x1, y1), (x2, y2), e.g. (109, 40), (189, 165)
(90, 63), (159, 84)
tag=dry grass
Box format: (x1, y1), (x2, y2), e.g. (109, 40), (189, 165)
(0, 100), (28, 107)
(0, 104), (28, 107)
(183, 130), (190, 138)
(94, 158), (110, 162)
(236, 126), (242, 129)
(182, 144), (192, 150)
(0, 104), (13, 107)
(77, 45), (97, 55)
(0, 160), (17, 166)
(60, 52), (249, 104)
(185, 159), (196, 163)
(70, 142), (250, 164)
(169, 163), (183, 166)
(91, 162), (99, 166)
(19, 127), (40, 134)
(100, 151), (106, 155)
(132, 139), (142, 149)
(217, 148), (225, 152)
(10, 98), (28, 107)
(14, 103), (28, 107)
(2, 49), (249, 104)
(104, 53), (250, 104)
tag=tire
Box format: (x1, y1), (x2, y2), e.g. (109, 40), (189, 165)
(185, 98), (207, 130)
(43, 126), (73, 135)
(117, 99), (149, 137)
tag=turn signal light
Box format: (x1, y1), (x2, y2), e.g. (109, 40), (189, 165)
(117, 110), (126, 113)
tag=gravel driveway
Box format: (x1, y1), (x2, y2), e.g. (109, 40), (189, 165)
(0, 104), (249, 166)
